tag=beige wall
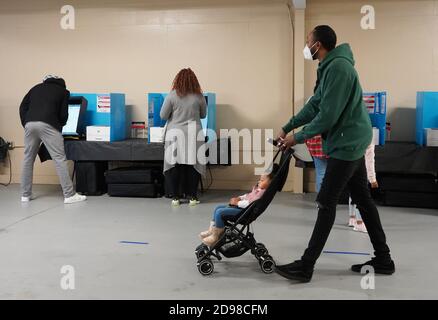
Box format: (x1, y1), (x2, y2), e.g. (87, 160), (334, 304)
(0, 0), (297, 191)
(304, 0), (438, 192)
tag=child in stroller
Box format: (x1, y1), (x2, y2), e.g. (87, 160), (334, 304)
(195, 145), (294, 276)
(199, 164), (280, 247)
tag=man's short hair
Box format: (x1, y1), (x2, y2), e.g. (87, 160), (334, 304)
(312, 25), (337, 51)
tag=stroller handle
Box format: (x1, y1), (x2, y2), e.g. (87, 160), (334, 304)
(267, 138), (295, 161)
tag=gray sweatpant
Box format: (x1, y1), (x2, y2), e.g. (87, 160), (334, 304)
(21, 121), (75, 198)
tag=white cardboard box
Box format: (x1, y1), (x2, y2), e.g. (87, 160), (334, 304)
(149, 127), (165, 143)
(87, 126), (110, 142)
(425, 128), (438, 147)
(372, 127), (380, 145)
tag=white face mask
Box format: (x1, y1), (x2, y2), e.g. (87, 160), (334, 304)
(303, 42), (319, 60)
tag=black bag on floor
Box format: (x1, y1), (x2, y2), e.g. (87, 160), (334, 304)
(379, 174), (438, 194)
(105, 167), (164, 198)
(107, 183), (161, 198)
(105, 167), (160, 184)
(384, 191), (438, 209)
(75, 161), (108, 196)
(377, 173), (438, 208)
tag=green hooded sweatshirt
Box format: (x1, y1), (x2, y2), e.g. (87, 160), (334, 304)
(282, 43), (372, 161)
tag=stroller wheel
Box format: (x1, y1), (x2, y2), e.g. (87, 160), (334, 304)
(254, 243), (268, 259)
(259, 255), (275, 274)
(198, 259), (214, 276)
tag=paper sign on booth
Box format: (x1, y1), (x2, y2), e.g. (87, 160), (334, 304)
(97, 95), (111, 113)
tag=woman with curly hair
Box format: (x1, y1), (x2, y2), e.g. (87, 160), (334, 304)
(160, 68), (207, 206)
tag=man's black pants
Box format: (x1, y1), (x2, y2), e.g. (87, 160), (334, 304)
(302, 157), (392, 266)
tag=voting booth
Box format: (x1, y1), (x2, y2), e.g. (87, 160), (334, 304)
(147, 92), (217, 143)
(416, 92), (438, 146)
(71, 93), (127, 142)
(363, 92), (387, 145)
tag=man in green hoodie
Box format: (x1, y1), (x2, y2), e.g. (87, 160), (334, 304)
(275, 25), (395, 283)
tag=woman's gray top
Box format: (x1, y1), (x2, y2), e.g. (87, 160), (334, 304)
(160, 90), (207, 175)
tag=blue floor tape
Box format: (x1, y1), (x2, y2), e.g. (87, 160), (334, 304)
(323, 251), (370, 256)
(120, 241), (149, 245)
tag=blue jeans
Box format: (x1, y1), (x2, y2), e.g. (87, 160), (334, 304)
(212, 205), (242, 228)
(313, 157), (328, 193)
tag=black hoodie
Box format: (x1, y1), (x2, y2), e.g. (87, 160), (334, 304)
(19, 78), (70, 132)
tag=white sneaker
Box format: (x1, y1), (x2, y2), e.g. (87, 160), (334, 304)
(189, 198), (200, 206)
(64, 193), (87, 204)
(348, 217), (356, 227)
(21, 194), (36, 202)
(172, 199), (180, 206)
(353, 221), (368, 233)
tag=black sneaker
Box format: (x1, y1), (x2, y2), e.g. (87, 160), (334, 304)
(275, 260), (314, 283)
(351, 257), (395, 275)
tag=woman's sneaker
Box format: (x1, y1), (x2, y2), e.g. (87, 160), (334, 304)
(348, 217), (356, 227)
(189, 198), (200, 206)
(172, 199), (180, 206)
(64, 193), (87, 204)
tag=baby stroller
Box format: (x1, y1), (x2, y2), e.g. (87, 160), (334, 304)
(195, 145), (294, 276)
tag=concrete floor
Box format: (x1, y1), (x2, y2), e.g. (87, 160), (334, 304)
(0, 184), (437, 300)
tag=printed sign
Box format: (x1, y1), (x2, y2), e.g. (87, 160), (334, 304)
(97, 95), (111, 113)
(363, 94), (375, 113)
